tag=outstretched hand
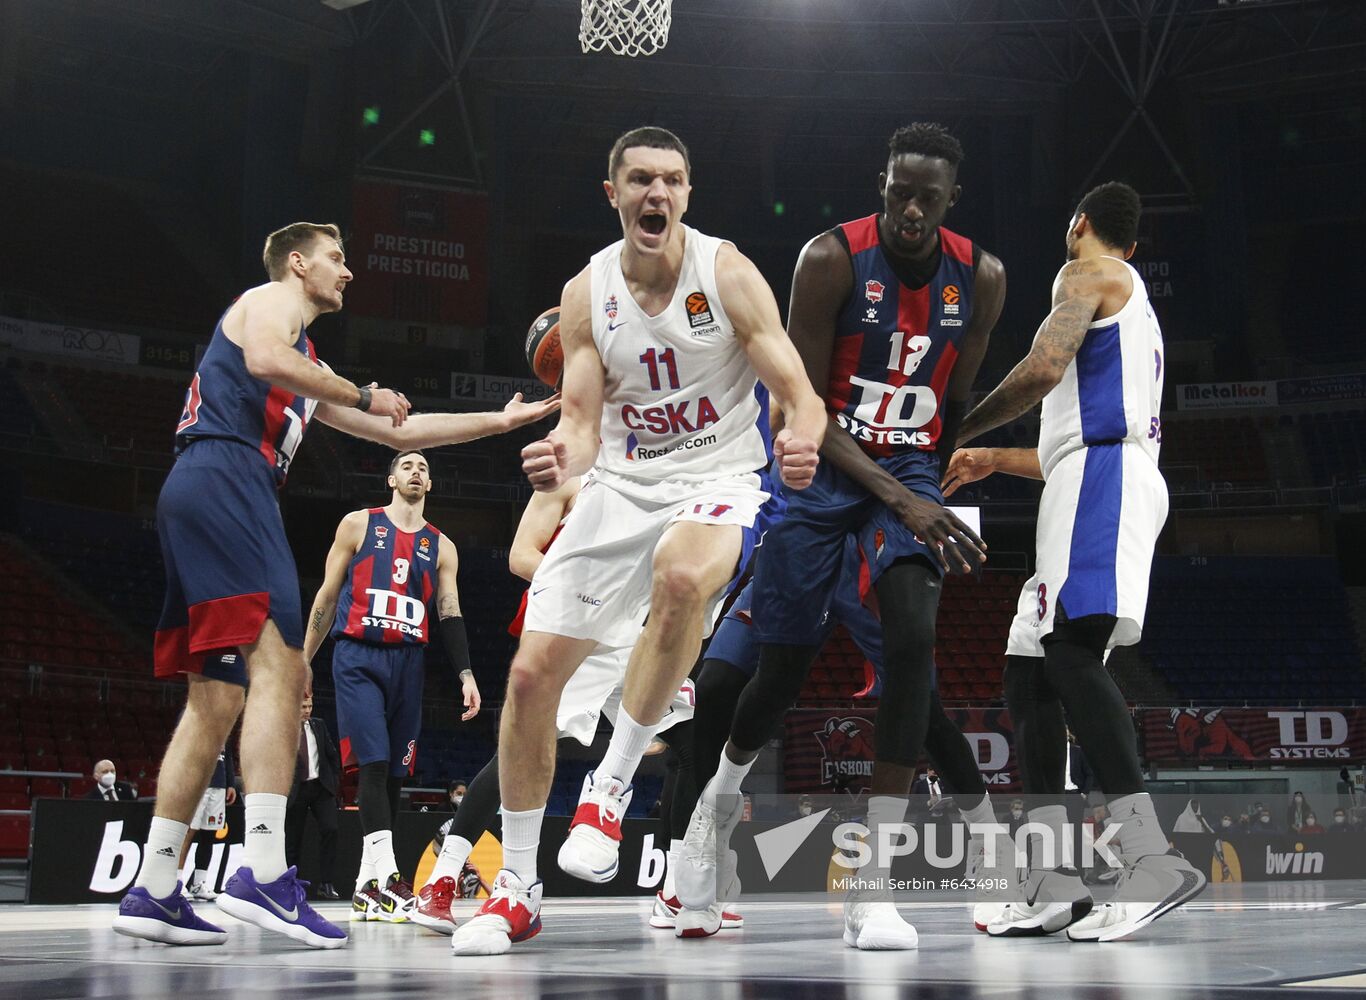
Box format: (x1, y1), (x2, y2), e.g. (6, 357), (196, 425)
(941, 448), (997, 498)
(505, 392), (561, 428)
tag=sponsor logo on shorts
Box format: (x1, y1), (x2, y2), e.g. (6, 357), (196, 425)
(685, 291), (713, 328)
(577, 592), (603, 607)
(833, 412), (932, 447)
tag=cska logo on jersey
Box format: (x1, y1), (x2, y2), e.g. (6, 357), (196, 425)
(864, 279), (885, 304)
(604, 295), (619, 320)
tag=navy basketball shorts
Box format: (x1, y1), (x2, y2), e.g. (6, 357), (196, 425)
(154, 438), (303, 686)
(751, 454), (942, 646)
(332, 638), (426, 778)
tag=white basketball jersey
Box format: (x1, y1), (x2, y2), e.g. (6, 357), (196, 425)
(1038, 257), (1165, 478)
(589, 226), (767, 483)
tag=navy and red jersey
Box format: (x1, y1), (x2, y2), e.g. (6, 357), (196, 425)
(826, 216), (977, 461)
(334, 509), (442, 645)
(174, 308), (321, 485)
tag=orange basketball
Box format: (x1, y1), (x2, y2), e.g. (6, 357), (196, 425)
(524, 307), (563, 388)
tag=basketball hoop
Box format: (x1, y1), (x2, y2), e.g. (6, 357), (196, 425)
(579, 0), (672, 57)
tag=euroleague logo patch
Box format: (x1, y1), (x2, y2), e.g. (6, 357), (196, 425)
(685, 291), (714, 328)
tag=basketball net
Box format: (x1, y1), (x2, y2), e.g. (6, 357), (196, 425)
(579, 0), (672, 57)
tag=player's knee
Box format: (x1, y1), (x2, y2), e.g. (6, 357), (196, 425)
(650, 560), (711, 614)
(185, 677), (245, 724)
(505, 652), (559, 707)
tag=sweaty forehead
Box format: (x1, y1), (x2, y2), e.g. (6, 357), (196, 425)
(886, 153), (955, 189)
(619, 146), (688, 177)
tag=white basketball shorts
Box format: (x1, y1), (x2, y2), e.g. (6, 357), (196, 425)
(1006, 443), (1167, 657)
(523, 468), (768, 648)
(556, 642), (696, 746)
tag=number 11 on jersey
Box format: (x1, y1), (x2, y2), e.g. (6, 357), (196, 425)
(639, 348), (681, 391)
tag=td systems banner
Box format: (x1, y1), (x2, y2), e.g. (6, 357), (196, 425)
(1145, 708), (1366, 765)
(347, 180), (489, 326)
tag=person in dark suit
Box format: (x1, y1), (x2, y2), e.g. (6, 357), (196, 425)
(85, 760), (136, 801)
(286, 695), (341, 899)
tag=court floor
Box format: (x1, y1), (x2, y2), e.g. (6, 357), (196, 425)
(2, 881), (1365, 999)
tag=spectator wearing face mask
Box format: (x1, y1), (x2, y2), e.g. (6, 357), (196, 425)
(1330, 809), (1350, 832)
(85, 760), (136, 801)
(1256, 808), (1280, 834)
(1004, 798), (1027, 837)
(1300, 813), (1326, 835)
(1286, 790), (1312, 832)
(1218, 814), (1236, 834)
(447, 780), (467, 813)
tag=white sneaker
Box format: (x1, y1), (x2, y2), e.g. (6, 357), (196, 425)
(987, 868), (1093, 937)
(676, 780), (744, 911)
(449, 870), (543, 956)
(650, 891), (743, 931)
(557, 771), (632, 884)
(186, 879), (218, 902)
(966, 826), (1017, 932)
(843, 892), (918, 950)
(1067, 852), (1206, 942)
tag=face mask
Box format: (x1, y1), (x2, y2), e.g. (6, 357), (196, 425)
(1335, 815), (1346, 824)
(99, 773), (116, 789)
(1221, 819), (1232, 828)
(1010, 808), (1023, 818)
(452, 795), (464, 806)
(1260, 815), (1271, 823)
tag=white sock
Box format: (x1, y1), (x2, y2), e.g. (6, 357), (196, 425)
(958, 792), (995, 828)
(365, 830), (399, 884)
(192, 868), (208, 889)
(1026, 804), (1071, 872)
(135, 816), (190, 899)
(1108, 792), (1170, 860)
(866, 795), (911, 878)
(663, 838), (685, 900)
(355, 841), (377, 885)
(598, 707), (660, 787)
(243, 793), (288, 882)
(428, 835), (474, 887)
(501, 806), (545, 884)
(704, 748), (754, 807)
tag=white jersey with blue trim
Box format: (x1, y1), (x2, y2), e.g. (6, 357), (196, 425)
(1037, 257), (1165, 479)
(589, 225), (768, 483)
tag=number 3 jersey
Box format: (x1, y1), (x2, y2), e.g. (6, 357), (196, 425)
(333, 509), (441, 645)
(589, 225), (769, 483)
(174, 308), (321, 485)
(828, 216), (976, 466)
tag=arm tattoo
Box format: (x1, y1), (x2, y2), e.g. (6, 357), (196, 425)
(438, 593), (461, 620)
(309, 605), (331, 633)
(958, 267), (1102, 445)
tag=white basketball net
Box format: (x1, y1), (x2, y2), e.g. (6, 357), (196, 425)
(580, 0), (672, 57)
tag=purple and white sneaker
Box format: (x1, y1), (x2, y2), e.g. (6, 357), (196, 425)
(114, 882), (229, 945)
(216, 866), (347, 949)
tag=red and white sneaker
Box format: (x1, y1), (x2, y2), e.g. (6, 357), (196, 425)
(412, 876), (457, 935)
(649, 891), (743, 930)
(557, 771), (632, 884)
(450, 870), (543, 956)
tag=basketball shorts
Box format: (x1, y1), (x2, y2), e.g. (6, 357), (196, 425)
(556, 642), (696, 746)
(522, 468), (768, 648)
(190, 786), (227, 832)
(752, 452), (949, 646)
(153, 439), (303, 685)
(332, 638), (425, 777)
(1005, 443), (1167, 657)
